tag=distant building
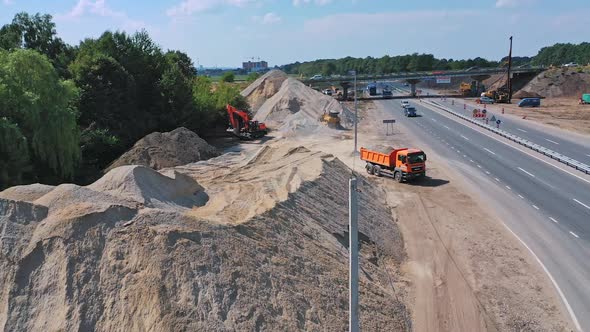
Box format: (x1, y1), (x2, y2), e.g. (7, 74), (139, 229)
(242, 60), (268, 72)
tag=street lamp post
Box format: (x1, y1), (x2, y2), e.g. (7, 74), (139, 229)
(350, 70), (358, 153)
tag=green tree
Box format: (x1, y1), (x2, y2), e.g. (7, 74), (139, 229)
(221, 71), (235, 82)
(247, 72), (260, 82)
(0, 117), (30, 188)
(0, 49), (80, 183)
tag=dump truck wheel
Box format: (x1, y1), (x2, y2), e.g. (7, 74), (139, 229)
(366, 163), (373, 175)
(373, 165), (382, 177)
(394, 171), (402, 182)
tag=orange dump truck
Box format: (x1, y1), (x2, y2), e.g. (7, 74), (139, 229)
(360, 147), (427, 182)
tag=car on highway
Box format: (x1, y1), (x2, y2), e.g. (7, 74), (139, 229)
(477, 96), (495, 104)
(518, 98), (541, 107)
(404, 107), (417, 117)
(310, 74), (323, 80)
(382, 88), (393, 99)
(401, 100), (410, 108)
(322, 89), (333, 96)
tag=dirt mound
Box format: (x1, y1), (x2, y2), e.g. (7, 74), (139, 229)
(107, 127), (219, 172)
(89, 166), (207, 210)
(519, 67), (590, 98)
(513, 90), (543, 99)
(254, 78), (354, 135)
(240, 70), (288, 112)
(0, 184), (54, 203)
(0, 142), (409, 331)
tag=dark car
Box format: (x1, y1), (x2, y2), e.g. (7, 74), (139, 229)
(404, 107), (417, 117)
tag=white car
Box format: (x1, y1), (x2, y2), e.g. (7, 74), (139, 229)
(401, 100), (410, 108)
(310, 74), (323, 80)
(563, 62), (578, 67)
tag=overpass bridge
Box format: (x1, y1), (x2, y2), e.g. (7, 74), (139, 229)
(301, 66), (545, 98)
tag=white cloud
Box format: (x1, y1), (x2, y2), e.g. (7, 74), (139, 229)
(57, 0), (146, 31)
(293, 0), (332, 6)
(253, 12), (281, 24)
(3, 0), (14, 5)
(495, 0), (535, 8)
(167, 0), (258, 16)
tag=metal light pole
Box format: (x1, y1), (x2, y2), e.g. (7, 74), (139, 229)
(351, 70), (358, 153)
(349, 176), (359, 332)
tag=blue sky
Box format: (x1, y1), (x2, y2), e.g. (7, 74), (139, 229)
(2, 0), (589, 67)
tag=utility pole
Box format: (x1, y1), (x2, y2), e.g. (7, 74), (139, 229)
(507, 36), (513, 103)
(349, 176), (359, 332)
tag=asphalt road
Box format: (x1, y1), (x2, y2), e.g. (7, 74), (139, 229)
(377, 98), (590, 331)
(392, 83), (590, 165)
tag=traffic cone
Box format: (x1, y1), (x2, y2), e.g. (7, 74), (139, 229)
(464, 104), (466, 110)
(502, 108), (505, 114)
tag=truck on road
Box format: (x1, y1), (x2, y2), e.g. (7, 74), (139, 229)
(360, 147), (427, 182)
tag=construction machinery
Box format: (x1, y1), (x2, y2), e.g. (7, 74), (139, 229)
(320, 110), (341, 128)
(483, 86), (510, 103)
(460, 81), (477, 97)
(226, 104), (267, 140)
(580, 94), (590, 104)
(360, 147), (427, 182)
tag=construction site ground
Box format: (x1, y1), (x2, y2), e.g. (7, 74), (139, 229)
(279, 100), (573, 331)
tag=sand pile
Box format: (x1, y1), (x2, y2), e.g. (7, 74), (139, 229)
(519, 67), (590, 98)
(107, 127), (219, 171)
(513, 90), (543, 99)
(0, 141), (409, 331)
(240, 70), (288, 112)
(254, 78), (354, 135)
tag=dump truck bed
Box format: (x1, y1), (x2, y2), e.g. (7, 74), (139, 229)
(360, 147), (408, 168)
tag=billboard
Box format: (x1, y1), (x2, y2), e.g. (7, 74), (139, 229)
(436, 76), (451, 84)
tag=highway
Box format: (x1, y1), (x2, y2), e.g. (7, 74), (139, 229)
(393, 83), (590, 165)
(377, 98), (590, 331)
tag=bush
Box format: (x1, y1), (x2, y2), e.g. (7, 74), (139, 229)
(221, 71), (235, 82)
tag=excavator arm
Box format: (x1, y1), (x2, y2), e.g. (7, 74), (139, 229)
(226, 104), (267, 140)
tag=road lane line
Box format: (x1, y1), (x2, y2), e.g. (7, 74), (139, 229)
(419, 101), (590, 185)
(517, 128), (528, 133)
(573, 198), (590, 210)
(460, 135), (469, 141)
(518, 194), (524, 199)
(545, 138), (559, 145)
(569, 231), (579, 238)
(485, 171), (490, 175)
(549, 217), (559, 224)
(443, 125), (450, 130)
(498, 219), (582, 331)
(532, 205), (539, 210)
(495, 178), (500, 182)
(469, 159), (474, 163)
(506, 185), (511, 190)
(483, 148), (496, 155)
(463, 154), (467, 158)
(477, 164), (482, 168)
(517, 167), (536, 178)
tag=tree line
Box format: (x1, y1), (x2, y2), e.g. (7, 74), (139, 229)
(0, 12), (247, 189)
(281, 42), (590, 76)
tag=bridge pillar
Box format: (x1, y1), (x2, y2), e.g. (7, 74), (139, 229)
(340, 82), (351, 100)
(471, 74), (491, 95)
(406, 79), (421, 97)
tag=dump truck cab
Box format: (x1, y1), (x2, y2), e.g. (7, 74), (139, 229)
(360, 147), (427, 182)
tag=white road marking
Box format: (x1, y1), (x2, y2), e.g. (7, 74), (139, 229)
(587, 154), (590, 157)
(549, 217), (559, 224)
(469, 159), (474, 163)
(443, 125), (450, 130)
(532, 205), (539, 210)
(573, 198), (590, 210)
(495, 178), (500, 182)
(505, 185), (511, 190)
(431, 118), (436, 122)
(477, 164), (482, 168)
(517, 128), (528, 133)
(460, 135), (469, 140)
(569, 231), (579, 238)
(485, 171), (490, 175)
(545, 138), (559, 145)
(517, 167), (536, 178)
(456, 150), (461, 153)
(420, 101), (590, 186)
(518, 194), (524, 199)
(483, 148), (496, 155)
(463, 154), (467, 158)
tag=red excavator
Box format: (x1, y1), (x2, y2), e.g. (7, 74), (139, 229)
(226, 104), (267, 140)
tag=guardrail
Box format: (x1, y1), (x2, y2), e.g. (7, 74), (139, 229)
(424, 100), (590, 175)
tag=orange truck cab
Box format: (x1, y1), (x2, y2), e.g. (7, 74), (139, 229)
(360, 147), (427, 182)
